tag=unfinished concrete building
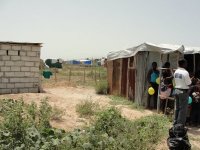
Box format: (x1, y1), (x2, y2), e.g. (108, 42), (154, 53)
(0, 41), (42, 94)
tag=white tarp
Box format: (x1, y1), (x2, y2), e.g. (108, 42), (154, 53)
(184, 46), (200, 54)
(107, 43), (184, 60)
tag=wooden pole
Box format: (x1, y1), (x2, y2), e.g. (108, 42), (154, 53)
(194, 54), (196, 73)
(157, 54), (163, 113)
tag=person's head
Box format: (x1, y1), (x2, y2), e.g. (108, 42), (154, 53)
(152, 62), (157, 70)
(163, 62), (170, 68)
(178, 59), (187, 69)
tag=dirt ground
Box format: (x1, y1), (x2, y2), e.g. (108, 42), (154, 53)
(0, 86), (199, 149)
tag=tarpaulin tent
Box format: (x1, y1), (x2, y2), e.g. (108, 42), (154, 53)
(107, 43), (184, 107)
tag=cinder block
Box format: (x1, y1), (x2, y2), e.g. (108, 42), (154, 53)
(15, 61), (24, 66)
(21, 56), (30, 61)
(11, 66), (20, 71)
(32, 46), (40, 51)
(1, 56), (10, 61)
(14, 72), (25, 77)
(1, 66), (10, 71)
(34, 62), (40, 67)
(0, 89), (11, 94)
(22, 45), (31, 51)
(20, 51), (26, 56)
(5, 61), (14, 66)
(27, 52), (37, 57)
(29, 88), (38, 93)
(11, 56), (21, 61)
(2, 78), (9, 83)
(19, 88), (29, 93)
(10, 78), (22, 83)
(21, 67), (30, 71)
(15, 83), (25, 88)
(24, 83), (33, 88)
(0, 50), (6, 55)
(29, 57), (39, 62)
(0, 72), (3, 77)
(12, 45), (21, 50)
(0, 61), (4, 66)
(7, 83), (15, 88)
(1, 44), (11, 50)
(0, 83), (6, 88)
(30, 67), (39, 72)
(25, 62), (34, 67)
(8, 50), (18, 56)
(12, 89), (18, 94)
(5, 72), (15, 77)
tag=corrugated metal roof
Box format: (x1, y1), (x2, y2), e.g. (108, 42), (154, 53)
(0, 41), (42, 46)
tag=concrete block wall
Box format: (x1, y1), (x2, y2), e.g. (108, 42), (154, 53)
(0, 43), (41, 94)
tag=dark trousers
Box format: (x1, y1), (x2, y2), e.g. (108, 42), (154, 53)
(191, 103), (200, 125)
(147, 83), (158, 109)
(174, 90), (189, 125)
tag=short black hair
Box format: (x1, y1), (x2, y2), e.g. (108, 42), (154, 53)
(178, 59), (187, 67)
(163, 62), (170, 68)
(152, 62), (157, 66)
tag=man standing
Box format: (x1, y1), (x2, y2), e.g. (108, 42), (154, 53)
(174, 59), (191, 125)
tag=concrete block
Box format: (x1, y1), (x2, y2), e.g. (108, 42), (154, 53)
(0, 83), (6, 88)
(20, 51), (26, 56)
(29, 88), (38, 93)
(34, 73), (39, 77)
(33, 83), (39, 87)
(5, 61), (14, 66)
(34, 62), (40, 67)
(8, 50), (18, 56)
(27, 52), (37, 57)
(1, 56), (10, 61)
(0, 61), (4, 66)
(11, 66), (20, 71)
(2, 78), (9, 83)
(21, 56), (30, 61)
(15, 83), (25, 88)
(24, 72), (32, 77)
(11, 56), (21, 61)
(22, 45), (31, 51)
(36, 52), (40, 57)
(0, 72), (3, 77)
(10, 78), (22, 83)
(15, 61), (24, 66)
(24, 83), (33, 88)
(12, 89), (18, 94)
(25, 62), (34, 67)
(21, 67), (30, 71)
(19, 88), (29, 93)
(29, 57), (40, 62)
(7, 83), (15, 88)
(30, 67), (39, 72)
(14, 72), (25, 77)
(12, 45), (21, 50)
(0, 50), (7, 55)
(0, 89), (11, 94)
(32, 46), (40, 51)
(5, 72), (15, 77)
(1, 66), (10, 71)
(1, 44), (11, 50)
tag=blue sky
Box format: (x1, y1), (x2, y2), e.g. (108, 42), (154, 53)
(0, 0), (200, 60)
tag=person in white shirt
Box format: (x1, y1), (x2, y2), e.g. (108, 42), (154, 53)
(174, 59), (192, 125)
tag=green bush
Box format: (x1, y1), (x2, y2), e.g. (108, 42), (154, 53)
(76, 100), (99, 117)
(95, 80), (108, 94)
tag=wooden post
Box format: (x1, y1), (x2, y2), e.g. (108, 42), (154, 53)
(193, 54), (196, 73)
(126, 58), (130, 99)
(157, 54), (163, 113)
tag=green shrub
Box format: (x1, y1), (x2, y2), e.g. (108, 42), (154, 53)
(95, 80), (108, 94)
(76, 100), (99, 117)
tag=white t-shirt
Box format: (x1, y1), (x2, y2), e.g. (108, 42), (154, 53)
(174, 68), (191, 89)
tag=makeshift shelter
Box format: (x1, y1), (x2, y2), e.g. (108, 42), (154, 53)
(107, 43), (184, 106)
(184, 46), (200, 77)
